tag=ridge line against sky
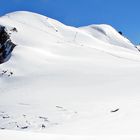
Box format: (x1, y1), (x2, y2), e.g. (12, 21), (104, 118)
(0, 0), (140, 45)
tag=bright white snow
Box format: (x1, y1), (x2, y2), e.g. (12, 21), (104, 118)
(0, 11), (140, 139)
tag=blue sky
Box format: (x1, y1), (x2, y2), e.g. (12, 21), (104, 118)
(0, 0), (140, 44)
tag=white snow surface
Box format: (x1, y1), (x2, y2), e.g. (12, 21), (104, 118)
(0, 11), (140, 139)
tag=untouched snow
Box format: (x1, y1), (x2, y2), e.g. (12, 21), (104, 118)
(0, 11), (140, 139)
(0, 130), (140, 140)
(80, 24), (135, 50)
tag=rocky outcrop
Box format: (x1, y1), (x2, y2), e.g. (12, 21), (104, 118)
(0, 26), (16, 64)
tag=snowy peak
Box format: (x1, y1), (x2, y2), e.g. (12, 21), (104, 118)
(80, 24), (135, 50)
(0, 11), (136, 49)
(0, 11), (139, 69)
(1, 11), (136, 49)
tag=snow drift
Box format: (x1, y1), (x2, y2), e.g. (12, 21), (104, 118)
(0, 11), (140, 139)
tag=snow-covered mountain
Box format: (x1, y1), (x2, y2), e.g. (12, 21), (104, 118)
(0, 11), (140, 139)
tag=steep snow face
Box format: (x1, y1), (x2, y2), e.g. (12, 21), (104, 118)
(1, 11), (140, 138)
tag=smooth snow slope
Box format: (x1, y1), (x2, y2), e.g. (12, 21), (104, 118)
(80, 24), (135, 50)
(0, 11), (140, 139)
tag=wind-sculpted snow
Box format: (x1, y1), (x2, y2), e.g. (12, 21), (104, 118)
(0, 11), (140, 139)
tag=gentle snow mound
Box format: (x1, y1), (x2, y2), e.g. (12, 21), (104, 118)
(80, 24), (136, 50)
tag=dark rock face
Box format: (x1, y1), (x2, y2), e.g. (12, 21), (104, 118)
(0, 26), (16, 64)
(118, 31), (123, 35)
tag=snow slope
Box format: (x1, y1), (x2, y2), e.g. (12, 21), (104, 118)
(0, 11), (140, 139)
(80, 24), (135, 50)
(1, 130), (140, 140)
